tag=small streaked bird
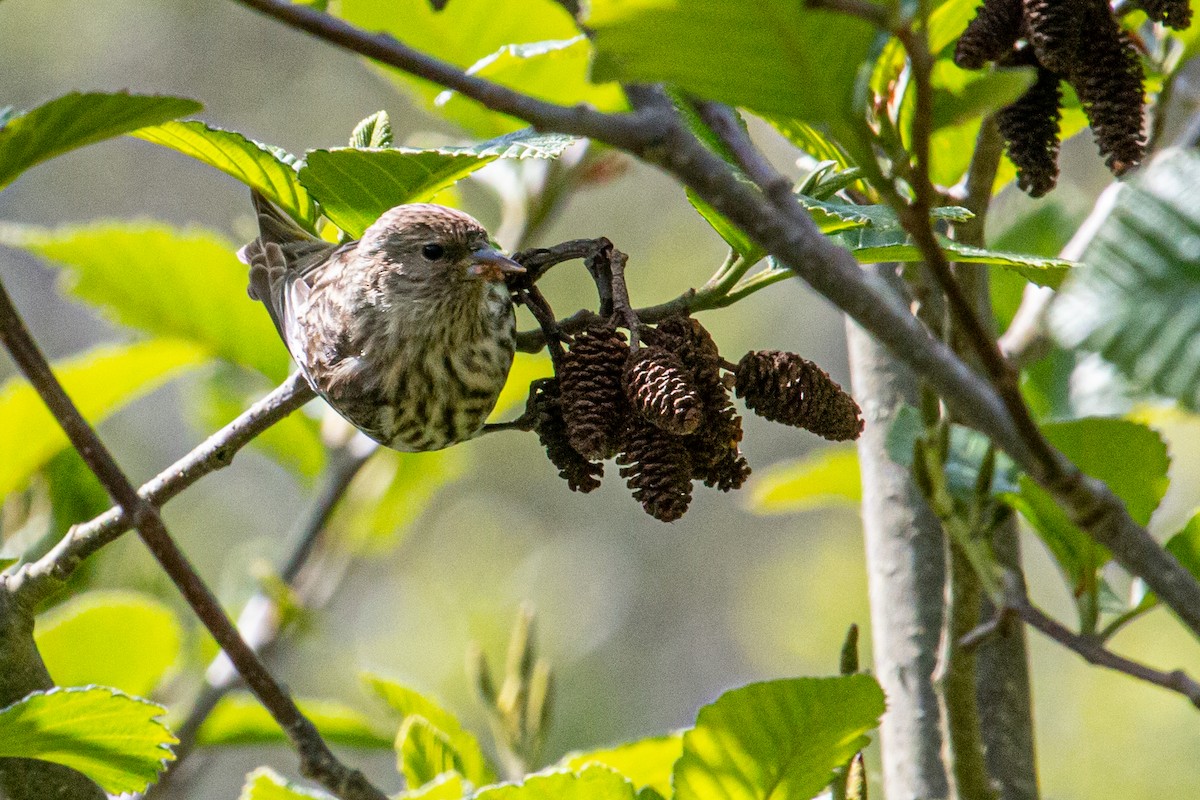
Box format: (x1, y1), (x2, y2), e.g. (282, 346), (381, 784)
(238, 192), (524, 451)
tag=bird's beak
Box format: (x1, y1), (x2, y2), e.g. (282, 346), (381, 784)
(467, 247), (525, 282)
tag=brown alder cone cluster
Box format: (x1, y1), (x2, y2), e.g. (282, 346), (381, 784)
(526, 315), (864, 522)
(954, 0), (1189, 196)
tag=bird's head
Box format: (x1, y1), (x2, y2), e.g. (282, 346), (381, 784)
(362, 204), (524, 289)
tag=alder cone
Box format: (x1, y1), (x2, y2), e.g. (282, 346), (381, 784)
(617, 417), (694, 522)
(1134, 0), (1191, 28)
(624, 346), (703, 435)
(734, 350), (864, 442)
(558, 324), (630, 460)
(1024, 0), (1084, 75)
(528, 378), (603, 493)
(652, 316), (750, 491)
(998, 67), (1063, 198)
(954, 0), (1022, 69)
(1069, 8), (1145, 175)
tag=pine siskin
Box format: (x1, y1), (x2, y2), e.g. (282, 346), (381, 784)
(238, 191), (524, 451)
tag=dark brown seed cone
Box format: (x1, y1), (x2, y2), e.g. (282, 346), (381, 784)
(954, 0), (1023, 69)
(558, 324), (630, 460)
(734, 350), (865, 442)
(617, 417), (693, 522)
(997, 67), (1064, 197)
(624, 346), (703, 435)
(1133, 0), (1191, 29)
(652, 316), (751, 491)
(1069, 4), (1145, 175)
(528, 378), (603, 493)
(1023, 0), (1084, 75)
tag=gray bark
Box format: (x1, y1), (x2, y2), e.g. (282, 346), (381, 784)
(847, 263), (950, 800)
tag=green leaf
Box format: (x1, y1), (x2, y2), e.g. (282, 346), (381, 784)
(436, 38), (628, 137)
(35, 590), (182, 698)
(0, 686), (176, 794)
(0, 221), (289, 381)
(673, 675), (885, 800)
(563, 734), (683, 797)
(885, 405), (1018, 498)
(193, 370), (325, 482)
(0, 339), (207, 498)
(1002, 418), (1170, 591)
(131, 121), (317, 232)
(351, 111), (393, 149)
(337, 0), (580, 135)
(1051, 148), (1200, 408)
(489, 352), (554, 422)
(331, 447), (466, 554)
(399, 773), (468, 800)
(747, 445), (862, 514)
(589, 0), (876, 134)
(0, 91), (201, 191)
(364, 673), (494, 785)
(931, 62), (1035, 131)
(761, 116), (856, 169)
(399, 717), (465, 788)
(836, 227), (1072, 287)
(239, 766), (335, 800)
(476, 766), (638, 800)
(196, 691), (392, 749)
(299, 130), (577, 237)
(1042, 418), (1170, 526)
(1166, 512), (1200, 583)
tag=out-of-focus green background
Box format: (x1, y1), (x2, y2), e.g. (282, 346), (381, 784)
(2, 2), (1199, 797)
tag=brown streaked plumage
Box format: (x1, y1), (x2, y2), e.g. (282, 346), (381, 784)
(238, 191), (523, 451)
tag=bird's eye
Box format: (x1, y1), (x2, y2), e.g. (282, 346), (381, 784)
(422, 243), (446, 261)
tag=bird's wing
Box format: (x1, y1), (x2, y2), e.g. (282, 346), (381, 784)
(238, 189), (349, 341)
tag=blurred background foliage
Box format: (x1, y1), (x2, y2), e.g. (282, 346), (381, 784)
(1, 1), (1200, 797)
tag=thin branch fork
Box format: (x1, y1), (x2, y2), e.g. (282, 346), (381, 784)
(10, 371), (317, 603)
(962, 582), (1200, 710)
(0, 279), (386, 800)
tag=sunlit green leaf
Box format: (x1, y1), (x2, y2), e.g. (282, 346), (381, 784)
(589, 0), (876, 135)
(673, 676), (884, 800)
(0, 91), (201, 191)
(747, 446), (862, 514)
(436, 38), (628, 137)
(399, 772), (468, 800)
(196, 691), (392, 749)
(337, 0), (580, 135)
(761, 116), (855, 169)
(1052, 148), (1200, 407)
(476, 766), (637, 800)
(365, 673), (494, 785)
(0, 686), (176, 794)
(931, 62), (1035, 131)
(0, 339), (207, 498)
(563, 734), (683, 796)
(399, 717), (464, 788)
(131, 120), (317, 232)
(490, 352), (553, 422)
(331, 447), (466, 554)
(35, 590), (182, 698)
(0, 221), (288, 381)
(350, 111), (393, 149)
(299, 130), (577, 237)
(1002, 418), (1169, 592)
(836, 227), (1072, 287)
(239, 766), (335, 800)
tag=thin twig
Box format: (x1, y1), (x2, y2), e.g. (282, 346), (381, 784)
(965, 584), (1200, 709)
(10, 372), (317, 603)
(147, 442), (377, 795)
(0, 279), (386, 800)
